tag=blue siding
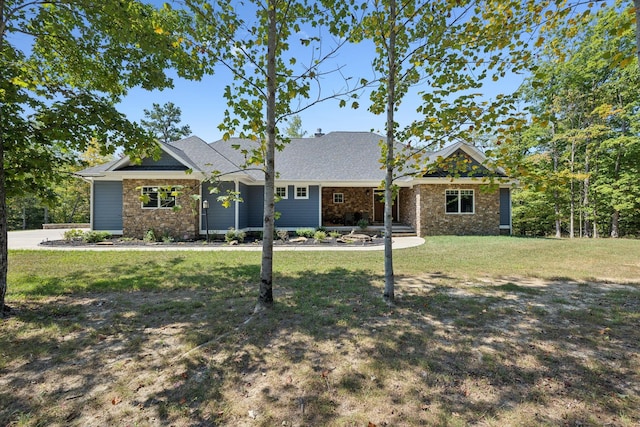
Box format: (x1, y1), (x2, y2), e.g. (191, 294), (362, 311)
(202, 182), (235, 230)
(93, 181), (123, 231)
(500, 188), (511, 226)
(141, 152), (183, 167)
(275, 185), (319, 228)
(118, 152), (187, 170)
(210, 183), (320, 229)
(238, 183), (249, 229)
(246, 186), (265, 227)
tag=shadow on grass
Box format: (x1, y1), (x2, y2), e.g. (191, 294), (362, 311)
(2, 266), (639, 426)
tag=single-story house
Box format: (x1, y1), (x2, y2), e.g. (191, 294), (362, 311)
(76, 131), (512, 239)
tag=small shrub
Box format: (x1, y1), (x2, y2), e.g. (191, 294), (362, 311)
(313, 230), (327, 242)
(357, 219), (369, 230)
(83, 231), (111, 243)
(329, 230), (342, 238)
(225, 228), (237, 243)
(295, 228), (315, 238)
(63, 229), (85, 242)
(144, 229), (157, 243)
(162, 234), (175, 243)
(225, 228), (246, 243)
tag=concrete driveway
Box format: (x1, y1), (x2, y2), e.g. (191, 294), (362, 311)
(8, 228), (425, 251)
(8, 228), (89, 250)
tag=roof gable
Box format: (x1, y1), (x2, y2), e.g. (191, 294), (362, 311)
(421, 142), (506, 178)
(116, 151), (189, 171)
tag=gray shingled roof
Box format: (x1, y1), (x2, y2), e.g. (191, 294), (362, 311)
(76, 132), (497, 181)
(209, 131), (412, 182)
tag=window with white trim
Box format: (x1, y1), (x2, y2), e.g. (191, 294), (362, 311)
(333, 193), (344, 204)
(445, 189), (474, 214)
(295, 186), (308, 199)
(275, 186), (288, 199)
(141, 186), (177, 209)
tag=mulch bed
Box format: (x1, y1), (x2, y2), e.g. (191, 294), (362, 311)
(39, 234), (385, 248)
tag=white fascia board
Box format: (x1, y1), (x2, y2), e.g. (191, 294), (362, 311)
(106, 156), (132, 171)
(434, 142), (487, 165)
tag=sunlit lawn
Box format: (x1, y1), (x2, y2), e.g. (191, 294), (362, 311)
(2, 236), (639, 426)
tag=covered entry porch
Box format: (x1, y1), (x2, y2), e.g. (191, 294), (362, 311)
(321, 187), (413, 234)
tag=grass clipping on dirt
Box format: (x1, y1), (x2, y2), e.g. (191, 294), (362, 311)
(2, 237), (640, 426)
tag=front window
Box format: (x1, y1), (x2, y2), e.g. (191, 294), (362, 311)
(295, 186), (308, 199)
(333, 193), (344, 203)
(445, 189), (474, 214)
(275, 186), (288, 199)
(141, 186), (177, 209)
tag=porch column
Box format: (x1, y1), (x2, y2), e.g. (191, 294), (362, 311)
(234, 179), (240, 230)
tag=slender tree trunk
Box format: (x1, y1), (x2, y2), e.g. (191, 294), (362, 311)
(67, 195), (82, 223)
(582, 150), (590, 238)
(610, 138), (623, 238)
(0, 114), (7, 317)
(0, 0), (9, 316)
(611, 211), (619, 238)
(256, 0), (277, 312)
(551, 128), (561, 238)
(383, 0), (397, 303)
(569, 140), (575, 238)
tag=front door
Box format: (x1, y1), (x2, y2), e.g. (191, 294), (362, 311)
(373, 190), (398, 223)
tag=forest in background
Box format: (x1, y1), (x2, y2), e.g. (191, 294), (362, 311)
(509, 2), (639, 237)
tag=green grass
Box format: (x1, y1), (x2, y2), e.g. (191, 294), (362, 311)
(7, 237), (640, 299)
(2, 236), (640, 426)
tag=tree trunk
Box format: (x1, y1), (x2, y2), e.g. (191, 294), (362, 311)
(611, 211), (619, 238)
(1, 0), (8, 316)
(582, 150), (590, 238)
(256, 0), (277, 312)
(383, 0), (397, 303)
(569, 140), (575, 238)
(551, 130), (561, 238)
(610, 131), (623, 238)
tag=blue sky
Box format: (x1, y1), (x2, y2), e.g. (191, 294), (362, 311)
(114, 1), (542, 143)
(117, 57), (528, 143)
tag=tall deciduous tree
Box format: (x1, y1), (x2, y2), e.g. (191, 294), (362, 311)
(184, 0), (363, 311)
(360, 0), (591, 301)
(516, 2), (640, 238)
(141, 102), (192, 143)
(0, 1), (202, 316)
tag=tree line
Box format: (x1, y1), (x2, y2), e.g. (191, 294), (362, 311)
(510, 2), (639, 238)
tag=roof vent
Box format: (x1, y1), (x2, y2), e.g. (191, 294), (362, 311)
(314, 128), (324, 137)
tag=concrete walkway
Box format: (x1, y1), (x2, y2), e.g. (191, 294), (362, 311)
(8, 228), (425, 251)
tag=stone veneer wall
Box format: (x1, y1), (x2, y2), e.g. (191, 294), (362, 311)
(122, 179), (200, 239)
(418, 184), (500, 236)
(322, 187), (373, 225)
(398, 187), (416, 230)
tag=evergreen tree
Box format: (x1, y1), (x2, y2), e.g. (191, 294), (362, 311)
(141, 102), (192, 143)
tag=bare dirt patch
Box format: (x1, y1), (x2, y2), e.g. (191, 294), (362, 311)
(2, 275), (639, 426)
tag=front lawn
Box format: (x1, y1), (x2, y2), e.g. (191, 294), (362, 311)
(2, 236), (639, 426)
